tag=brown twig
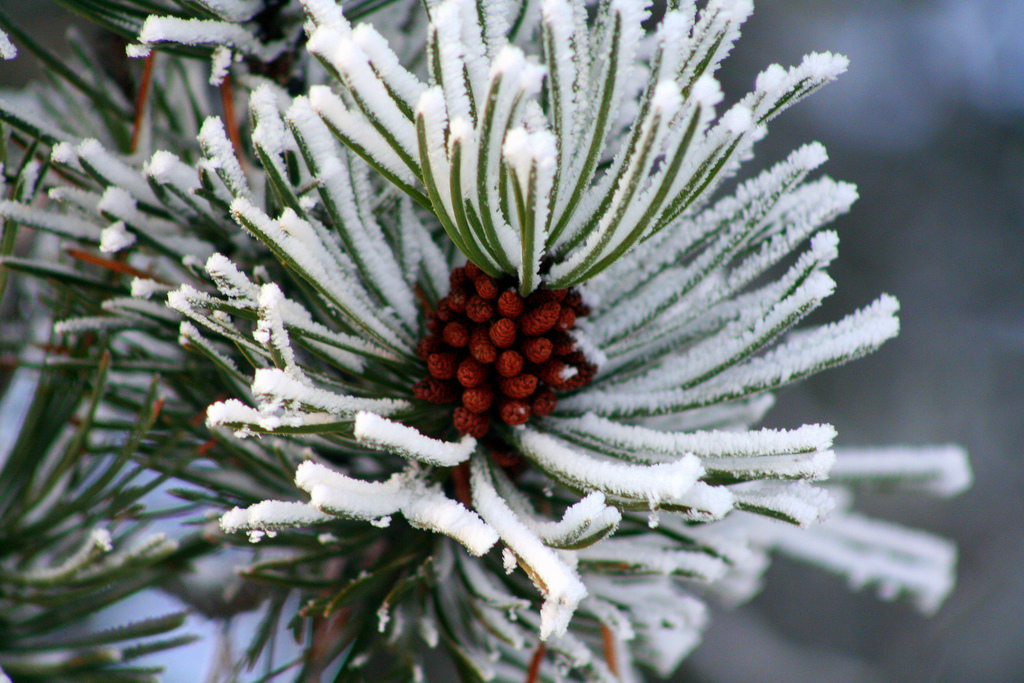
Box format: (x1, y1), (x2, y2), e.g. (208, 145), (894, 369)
(197, 438), (219, 456)
(220, 76), (246, 164)
(451, 461), (473, 508)
(65, 247), (163, 282)
(151, 397), (166, 423)
(601, 623), (619, 678)
(526, 642), (547, 683)
(413, 284), (434, 316)
(130, 52), (156, 154)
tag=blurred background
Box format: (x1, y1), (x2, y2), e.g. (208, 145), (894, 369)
(2, 0), (1021, 681)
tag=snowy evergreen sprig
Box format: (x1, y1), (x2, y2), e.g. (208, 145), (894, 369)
(0, 0), (972, 681)
(0, 341), (204, 682)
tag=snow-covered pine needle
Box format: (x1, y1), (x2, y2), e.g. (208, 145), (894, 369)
(354, 411), (476, 467)
(469, 451), (587, 640)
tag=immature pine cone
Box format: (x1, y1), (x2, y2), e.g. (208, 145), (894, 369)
(413, 263), (596, 437)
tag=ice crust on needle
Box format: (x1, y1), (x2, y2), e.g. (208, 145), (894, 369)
(136, 17), (284, 60)
(513, 428), (705, 509)
(0, 201), (101, 241)
(220, 500), (334, 534)
(293, 461), (498, 556)
(354, 411), (475, 467)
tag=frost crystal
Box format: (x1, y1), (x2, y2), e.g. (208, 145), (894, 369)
(0, 29), (16, 60)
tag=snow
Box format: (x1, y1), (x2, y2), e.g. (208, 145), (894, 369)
(31, 0), (968, 668)
(307, 86), (417, 184)
(77, 139), (160, 205)
(97, 186), (209, 262)
(16, 160), (40, 202)
(539, 0), (581, 194)
(91, 528), (114, 551)
(748, 51), (850, 125)
(250, 367), (410, 417)
(705, 450), (837, 482)
(286, 96), (418, 328)
(730, 480), (835, 526)
(533, 492), (621, 549)
(255, 284), (304, 377)
(0, 95), (70, 145)
(608, 262), (837, 393)
(670, 481), (735, 521)
(145, 150), (201, 191)
(458, 551), (531, 612)
(191, 0), (262, 22)
(577, 537), (727, 581)
(430, 1), (474, 124)
(198, 117), (251, 199)
(564, 294), (899, 418)
(76, 534), (178, 579)
(250, 85), (291, 159)
(720, 103), (753, 134)
(273, 309), (379, 371)
(179, 321), (242, 376)
(50, 142), (78, 166)
(209, 46), (233, 85)
(54, 316), (141, 334)
(830, 444), (972, 497)
(650, 80), (685, 120)
(97, 186), (140, 222)
(295, 462), (405, 520)
(14, 527), (113, 584)
(653, 9), (695, 80)
(104, 296), (179, 323)
(676, 0), (752, 91)
(308, 28), (418, 160)
(354, 411), (476, 467)
(415, 87), (454, 214)
(220, 500), (333, 533)
(503, 126), (557, 292)
(513, 428), (705, 510)
(470, 453), (587, 640)
(292, 461), (497, 555)
(402, 488), (498, 556)
(556, 414), (835, 458)
(0, 200), (101, 241)
(546, 81), (683, 286)
(0, 29), (16, 60)
(125, 44), (152, 58)
(205, 253), (258, 303)
(137, 17), (284, 61)
(589, 575), (707, 676)
(500, 127), (533, 180)
(593, 175), (850, 361)
(205, 398), (264, 436)
(298, 0), (351, 31)
(352, 23), (426, 109)
(192, 259), (388, 369)
(99, 221), (136, 253)
(230, 198), (412, 352)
